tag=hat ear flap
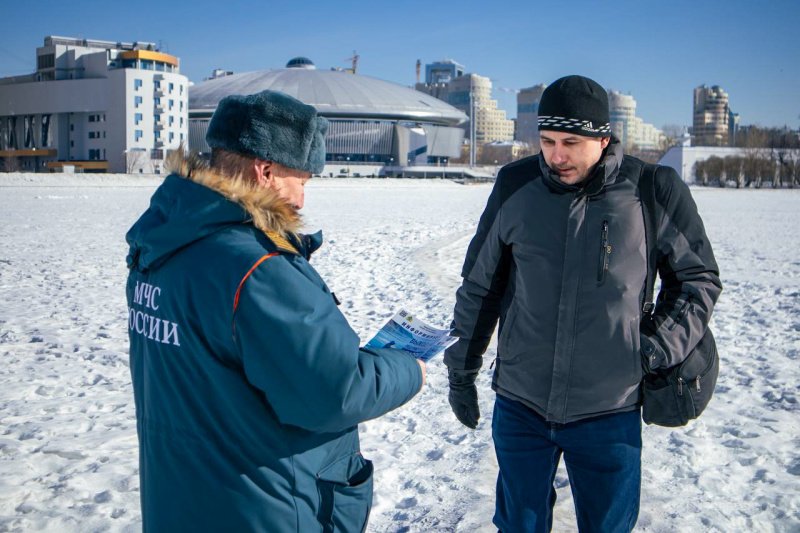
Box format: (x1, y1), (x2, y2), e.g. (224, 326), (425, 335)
(306, 117), (329, 175)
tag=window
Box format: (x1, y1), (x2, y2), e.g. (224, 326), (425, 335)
(180, 117), (184, 127)
(180, 85), (183, 95)
(169, 82), (174, 93)
(154, 131), (160, 140)
(154, 80), (161, 89)
(135, 96), (143, 108)
(103, 131), (106, 139)
(180, 133), (184, 142)
(89, 115), (96, 123)
(169, 132), (174, 142)
(37, 53), (55, 69)
(169, 116), (174, 126)
(169, 99), (174, 110)
(154, 97), (161, 105)
(134, 79), (142, 90)
(180, 101), (183, 111)
(135, 130), (143, 142)
(135, 113), (143, 125)
(70, 124), (74, 132)
(154, 114), (161, 123)
(70, 140), (74, 147)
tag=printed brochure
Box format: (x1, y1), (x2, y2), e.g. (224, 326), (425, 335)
(365, 310), (457, 362)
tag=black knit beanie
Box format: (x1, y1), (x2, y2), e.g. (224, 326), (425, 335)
(538, 75), (611, 137)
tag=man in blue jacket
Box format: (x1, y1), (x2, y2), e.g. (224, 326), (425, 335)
(126, 89), (425, 533)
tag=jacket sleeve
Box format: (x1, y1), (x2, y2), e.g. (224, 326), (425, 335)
(444, 173), (513, 372)
(232, 257), (423, 433)
(640, 167), (722, 371)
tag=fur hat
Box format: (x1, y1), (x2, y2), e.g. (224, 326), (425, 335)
(537, 75), (611, 137)
(205, 90), (329, 174)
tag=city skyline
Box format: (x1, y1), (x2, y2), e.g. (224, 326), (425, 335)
(2, 0), (798, 131)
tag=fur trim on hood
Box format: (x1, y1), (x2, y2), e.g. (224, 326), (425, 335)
(165, 150), (302, 238)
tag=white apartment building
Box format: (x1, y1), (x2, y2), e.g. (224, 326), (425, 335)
(607, 90), (637, 149)
(0, 36), (189, 173)
(516, 84), (547, 146)
(693, 85), (730, 146)
(448, 74), (514, 146)
(607, 89), (664, 151)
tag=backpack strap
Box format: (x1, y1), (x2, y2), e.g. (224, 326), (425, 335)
(640, 162), (659, 315)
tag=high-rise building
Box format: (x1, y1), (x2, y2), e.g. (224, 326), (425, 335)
(415, 60), (513, 164)
(607, 89), (664, 151)
(728, 110), (740, 146)
(447, 73), (514, 146)
(516, 84), (547, 145)
(607, 90), (637, 150)
(693, 85), (730, 146)
(0, 36), (189, 173)
(425, 59), (465, 84)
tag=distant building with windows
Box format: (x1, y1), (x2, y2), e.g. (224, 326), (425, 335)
(0, 36), (188, 173)
(516, 84), (547, 145)
(693, 85), (730, 146)
(415, 60), (513, 164)
(446, 73), (514, 146)
(606, 89), (664, 151)
(189, 58), (467, 173)
(424, 59), (465, 85)
(728, 109), (740, 146)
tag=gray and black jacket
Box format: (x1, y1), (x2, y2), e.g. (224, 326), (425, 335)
(444, 139), (722, 424)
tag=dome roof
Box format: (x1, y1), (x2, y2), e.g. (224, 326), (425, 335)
(286, 57), (315, 69)
(188, 68), (467, 126)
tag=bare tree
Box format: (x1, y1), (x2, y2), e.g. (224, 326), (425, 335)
(124, 150), (150, 174)
(741, 128), (768, 188)
(758, 157), (776, 189)
(779, 150), (800, 189)
(705, 156), (724, 186)
(723, 156), (742, 188)
(693, 160), (707, 186)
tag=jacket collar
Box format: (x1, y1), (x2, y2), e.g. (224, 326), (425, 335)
(168, 151), (302, 253)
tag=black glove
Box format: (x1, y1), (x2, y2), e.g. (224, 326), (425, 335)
(640, 335), (661, 375)
(448, 369), (480, 429)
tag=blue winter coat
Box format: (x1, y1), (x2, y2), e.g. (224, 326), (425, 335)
(125, 156), (423, 533)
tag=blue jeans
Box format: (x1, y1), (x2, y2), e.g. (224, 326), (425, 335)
(492, 394), (642, 533)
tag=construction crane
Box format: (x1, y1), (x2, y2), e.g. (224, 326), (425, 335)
(343, 51), (359, 74)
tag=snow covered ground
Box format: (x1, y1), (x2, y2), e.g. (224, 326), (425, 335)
(0, 174), (798, 532)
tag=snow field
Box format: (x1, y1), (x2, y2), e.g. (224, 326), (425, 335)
(0, 175), (798, 532)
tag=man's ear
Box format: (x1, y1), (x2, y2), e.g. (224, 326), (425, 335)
(600, 137), (611, 150)
(254, 160), (273, 187)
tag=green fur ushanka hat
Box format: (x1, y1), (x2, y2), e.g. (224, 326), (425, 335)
(205, 89), (329, 174)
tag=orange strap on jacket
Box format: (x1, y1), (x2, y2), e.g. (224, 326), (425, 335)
(232, 253), (279, 337)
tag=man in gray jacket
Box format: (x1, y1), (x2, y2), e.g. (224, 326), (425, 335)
(444, 75), (721, 532)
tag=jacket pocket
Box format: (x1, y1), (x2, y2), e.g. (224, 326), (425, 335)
(667, 294), (694, 331)
(498, 302), (520, 362)
(317, 453), (374, 533)
(597, 221), (611, 286)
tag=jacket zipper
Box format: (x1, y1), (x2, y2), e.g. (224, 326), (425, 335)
(597, 221), (611, 285)
(668, 294), (694, 331)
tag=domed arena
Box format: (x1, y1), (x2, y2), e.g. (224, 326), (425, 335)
(188, 58), (468, 176)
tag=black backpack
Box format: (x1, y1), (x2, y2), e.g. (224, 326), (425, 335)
(639, 163), (719, 427)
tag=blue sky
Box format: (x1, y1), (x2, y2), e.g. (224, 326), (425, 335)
(2, 0), (798, 130)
